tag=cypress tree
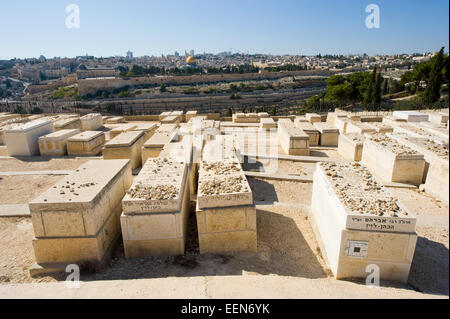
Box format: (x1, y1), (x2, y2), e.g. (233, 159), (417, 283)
(365, 67), (377, 108)
(423, 47), (445, 105)
(372, 71), (382, 110)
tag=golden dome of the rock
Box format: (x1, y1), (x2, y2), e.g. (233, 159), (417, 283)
(186, 56), (196, 64)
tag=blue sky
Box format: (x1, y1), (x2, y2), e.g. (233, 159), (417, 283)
(0, 0), (448, 59)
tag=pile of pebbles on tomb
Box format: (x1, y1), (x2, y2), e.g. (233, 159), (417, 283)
(399, 124), (439, 140)
(404, 136), (449, 159)
(201, 161), (241, 176)
(199, 175), (250, 195)
(320, 162), (408, 218)
(368, 133), (418, 156)
(126, 184), (179, 200)
(126, 157), (183, 200)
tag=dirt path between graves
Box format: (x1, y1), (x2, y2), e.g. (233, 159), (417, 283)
(0, 175), (64, 205)
(0, 157), (91, 172)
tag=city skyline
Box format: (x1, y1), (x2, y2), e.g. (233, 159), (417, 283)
(0, 0), (449, 60)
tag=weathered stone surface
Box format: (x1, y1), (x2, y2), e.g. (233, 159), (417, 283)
(67, 131), (105, 156)
(361, 134), (426, 185)
(393, 111), (429, 122)
(29, 159), (132, 238)
(278, 120), (310, 155)
(305, 113), (322, 124)
(39, 129), (80, 156)
(121, 156), (191, 258)
(103, 131), (145, 169)
(4, 120), (54, 156)
(109, 124), (138, 139)
(80, 113), (102, 131)
(310, 162), (417, 283)
(338, 133), (365, 162)
(106, 116), (125, 124)
(54, 117), (82, 131)
(295, 122), (320, 146)
(313, 122), (339, 146)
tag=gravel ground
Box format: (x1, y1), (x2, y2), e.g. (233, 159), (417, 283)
(0, 175), (64, 204)
(0, 157), (90, 172)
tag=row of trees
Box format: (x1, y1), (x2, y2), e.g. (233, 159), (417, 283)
(306, 47), (449, 111)
(118, 63), (310, 78)
(394, 47), (449, 103)
(118, 64), (262, 77)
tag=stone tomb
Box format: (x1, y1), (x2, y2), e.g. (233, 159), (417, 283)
(392, 122), (449, 145)
(305, 113), (322, 124)
(310, 162), (417, 283)
(361, 134), (426, 186)
(368, 122), (393, 134)
(345, 121), (377, 135)
(106, 116), (125, 124)
(109, 123), (138, 140)
(29, 159), (132, 269)
(4, 119), (54, 156)
(54, 117), (82, 131)
(159, 136), (195, 199)
(338, 133), (365, 162)
(334, 117), (350, 134)
(326, 112), (348, 126)
(295, 122), (320, 146)
(161, 115), (180, 125)
(313, 122), (340, 147)
(133, 123), (158, 142)
(393, 111), (429, 122)
(294, 116), (308, 124)
(67, 131), (106, 156)
(196, 143), (257, 254)
(277, 120), (310, 156)
(159, 111), (171, 121)
(121, 157), (190, 257)
(80, 113), (103, 131)
(428, 112), (449, 126)
(141, 125), (178, 164)
(39, 129), (81, 156)
(390, 134), (449, 203)
(103, 131), (146, 169)
(410, 122), (450, 142)
(232, 113), (262, 124)
(186, 111), (198, 122)
(259, 118), (277, 131)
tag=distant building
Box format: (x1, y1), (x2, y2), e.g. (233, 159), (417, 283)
(126, 51), (134, 60)
(181, 56), (199, 69)
(174, 51), (180, 57)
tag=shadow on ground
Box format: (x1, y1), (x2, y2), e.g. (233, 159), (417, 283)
(408, 236), (449, 296)
(246, 178), (278, 203)
(309, 150), (329, 158)
(72, 205), (328, 282)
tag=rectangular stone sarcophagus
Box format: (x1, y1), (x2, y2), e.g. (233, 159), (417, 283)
(29, 159), (132, 267)
(310, 162), (417, 283)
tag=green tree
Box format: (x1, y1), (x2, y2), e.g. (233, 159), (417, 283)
(371, 71), (382, 110)
(364, 67), (376, 106)
(422, 47), (445, 104)
(271, 106), (277, 116)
